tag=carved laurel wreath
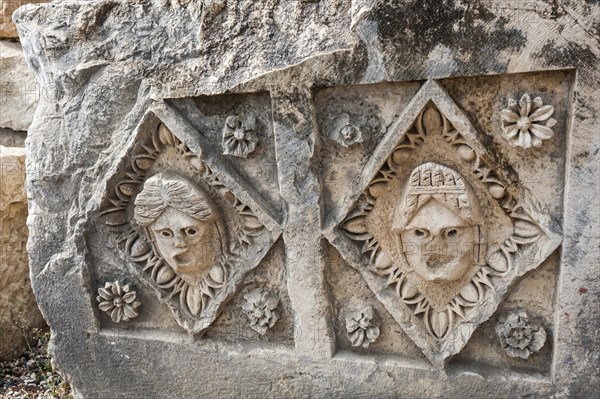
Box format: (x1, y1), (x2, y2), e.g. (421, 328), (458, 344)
(341, 106), (544, 340)
(100, 122), (264, 320)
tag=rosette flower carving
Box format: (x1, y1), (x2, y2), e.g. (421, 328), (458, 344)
(241, 288), (279, 334)
(495, 310), (546, 359)
(329, 113), (364, 147)
(96, 281), (141, 323)
(500, 94), (557, 149)
(345, 306), (380, 348)
(338, 124), (363, 147)
(222, 113), (258, 158)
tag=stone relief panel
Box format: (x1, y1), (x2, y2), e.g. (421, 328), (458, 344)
(15, 0), (597, 393)
(86, 72), (569, 369)
(97, 104), (282, 335)
(321, 79), (565, 367)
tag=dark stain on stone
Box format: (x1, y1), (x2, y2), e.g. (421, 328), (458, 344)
(364, 0), (527, 78)
(534, 40), (598, 69)
(77, 1), (118, 37)
(592, 20), (600, 38)
(573, 150), (590, 163)
(578, 287), (588, 294)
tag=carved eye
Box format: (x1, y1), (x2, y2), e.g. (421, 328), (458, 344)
(414, 229), (427, 238)
(159, 229), (173, 238)
(185, 227), (198, 237)
(446, 229), (458, 238)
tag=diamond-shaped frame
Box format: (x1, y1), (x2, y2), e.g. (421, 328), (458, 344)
(323, 80), (562, 367)
(97, 101), (282, 335)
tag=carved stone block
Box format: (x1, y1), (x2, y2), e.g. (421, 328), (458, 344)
(14, 0), (598, 397)
(97, 109), (281, 335)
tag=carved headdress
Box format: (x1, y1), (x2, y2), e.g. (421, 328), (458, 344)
(393, 162), (483, 231)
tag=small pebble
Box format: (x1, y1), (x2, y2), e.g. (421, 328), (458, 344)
(0, 329), (71, 398)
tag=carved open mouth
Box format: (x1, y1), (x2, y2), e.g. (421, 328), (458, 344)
(425, 253), (456, 269)
(174, 251), (194, 266)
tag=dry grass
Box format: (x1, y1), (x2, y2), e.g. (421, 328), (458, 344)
(0, 328), (72, 399)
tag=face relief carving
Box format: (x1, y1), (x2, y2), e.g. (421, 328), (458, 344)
(134, 172), (223, 284)
(393, 163), (483, 282)
(149, 207), (219, 278)
(401, 199), (475, 282)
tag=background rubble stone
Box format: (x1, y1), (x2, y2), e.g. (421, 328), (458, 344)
(1, 0), (47, 37)
(0, 41), (39, 131)
(0, 146), (46, 360)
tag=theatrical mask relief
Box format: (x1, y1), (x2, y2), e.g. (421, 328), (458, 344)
(332, 80), (561, 366)
(18, 0), (594, 393)
(96, 79), (562, 368)
(98, 115), (277, 335)
(392, 162), (484, 283)
(134, 172), (226, 287)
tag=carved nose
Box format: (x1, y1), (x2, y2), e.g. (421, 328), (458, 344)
(424, 235), (444, 250)
(173, 237), (187, 249)
(426, 253), (455, 268)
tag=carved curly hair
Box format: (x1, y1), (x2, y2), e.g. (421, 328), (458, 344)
(133, 172), (216, 227)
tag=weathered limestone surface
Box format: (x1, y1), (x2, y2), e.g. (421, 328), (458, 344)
(14, 0), (599, 397)
(0, 146), (45, 360)
(0, 41), (39, 131)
